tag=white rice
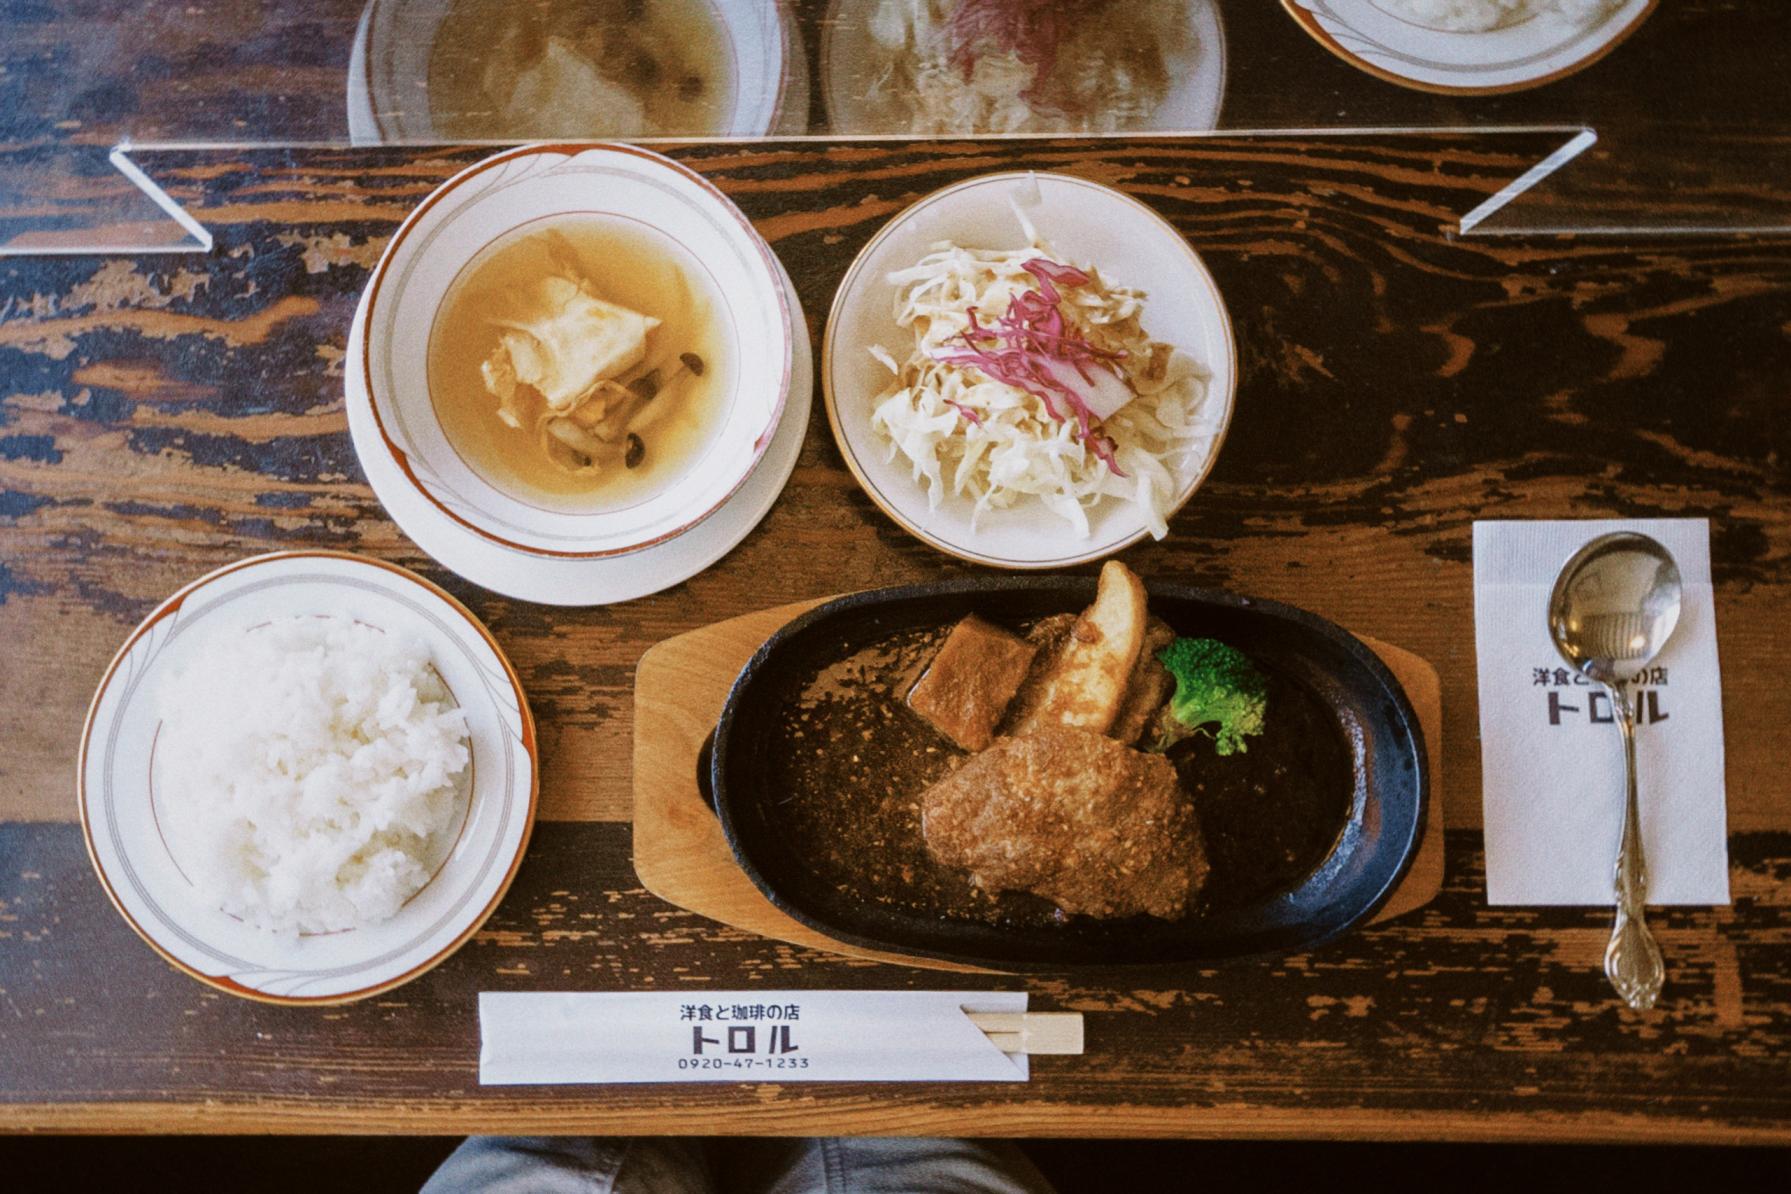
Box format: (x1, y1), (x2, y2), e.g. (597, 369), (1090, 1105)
(1377, 0), (1618, 32)
(156, 616), (470, 935)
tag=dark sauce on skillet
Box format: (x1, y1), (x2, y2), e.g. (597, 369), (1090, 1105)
(1166, 670), (1355, 908)
(767, 622), (1353, 927)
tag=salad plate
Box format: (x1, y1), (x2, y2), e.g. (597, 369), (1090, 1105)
(820, 0), (1226, 136)
(823, 171), (1236, 570)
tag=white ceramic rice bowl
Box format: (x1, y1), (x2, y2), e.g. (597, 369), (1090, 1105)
(79, 552), (537, 1004)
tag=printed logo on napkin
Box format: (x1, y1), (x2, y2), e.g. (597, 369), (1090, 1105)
(479, 990), (1029, 1085)
(1473, 519), (1730, 906)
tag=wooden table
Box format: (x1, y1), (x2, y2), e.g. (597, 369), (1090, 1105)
(2, 128), (1789, 1139)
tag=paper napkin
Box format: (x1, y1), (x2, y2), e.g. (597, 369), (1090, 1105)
(479, 990), (1029, 1085)
(1473, 519), (1730, 905)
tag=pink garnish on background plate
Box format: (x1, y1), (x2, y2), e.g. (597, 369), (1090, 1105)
(948, 0), (1102, 109)
(930, 256), (1133, 474)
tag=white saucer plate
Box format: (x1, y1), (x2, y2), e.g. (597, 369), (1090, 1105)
(347, 259), (813, 606)
(79, 551), (538, 1004)
(360, 143), (794, 560)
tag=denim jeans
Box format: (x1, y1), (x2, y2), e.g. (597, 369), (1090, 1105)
(421, 1136), (1057, 1194)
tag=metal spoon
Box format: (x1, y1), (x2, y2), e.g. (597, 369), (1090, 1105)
(1548, 532), (1683, 1010)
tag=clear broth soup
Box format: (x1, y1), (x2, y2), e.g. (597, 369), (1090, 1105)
(427, 0), (737, 138)
(427, 214), (734, 512)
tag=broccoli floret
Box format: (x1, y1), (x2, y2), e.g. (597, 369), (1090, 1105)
(1152, 637), (1268, 756)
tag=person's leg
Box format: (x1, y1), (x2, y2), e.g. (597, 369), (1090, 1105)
(422, 1136), (713, 1194)
(739, 1136), (1057, 1194)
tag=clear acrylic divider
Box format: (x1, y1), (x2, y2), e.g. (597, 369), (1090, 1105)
(1, 0), (1785, 254)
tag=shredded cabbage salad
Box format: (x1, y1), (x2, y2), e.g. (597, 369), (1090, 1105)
(868, 221), (1218, 540)
(864, 0), (1194, 135)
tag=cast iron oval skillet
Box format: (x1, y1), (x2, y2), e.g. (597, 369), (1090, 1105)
(701, 576), (1428, 969)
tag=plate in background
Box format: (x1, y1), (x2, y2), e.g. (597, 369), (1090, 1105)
(348, 0), (804, 142)
(820, 0), (1226, 135)
(1282, 0), (1657, 94)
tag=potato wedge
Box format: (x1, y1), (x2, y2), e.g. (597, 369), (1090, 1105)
(1109, 616), (1176, 746)
(1008, 560), (1148, 736)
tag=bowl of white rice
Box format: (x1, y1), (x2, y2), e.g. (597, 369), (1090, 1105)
(1282, 0), (1656, 94)
(80, 551), (537, 1004)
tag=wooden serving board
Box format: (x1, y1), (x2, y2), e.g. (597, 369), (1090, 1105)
(633, 599), (1446, 973)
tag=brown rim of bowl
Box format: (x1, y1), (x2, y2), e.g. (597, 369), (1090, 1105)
(358, 142), (794, 560)
(819, 170), (1240, 571)
(1278, 0), (1658, 97)
(75, 549), (541, 1007)
(769, 0), (799, 132)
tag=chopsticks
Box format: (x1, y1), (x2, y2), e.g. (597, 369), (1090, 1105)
(967, 1011), (1084, 1056)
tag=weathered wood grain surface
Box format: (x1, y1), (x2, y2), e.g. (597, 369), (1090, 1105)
(5, 821), (1791, 1139)
(1, 135), (1789, 1136)
(4, 136), (1787, 828)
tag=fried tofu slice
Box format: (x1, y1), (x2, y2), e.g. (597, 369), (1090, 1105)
(907, 615), (1038, 752)
(482, 274), (660, 422)
(1006, 560), (1148, 737)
